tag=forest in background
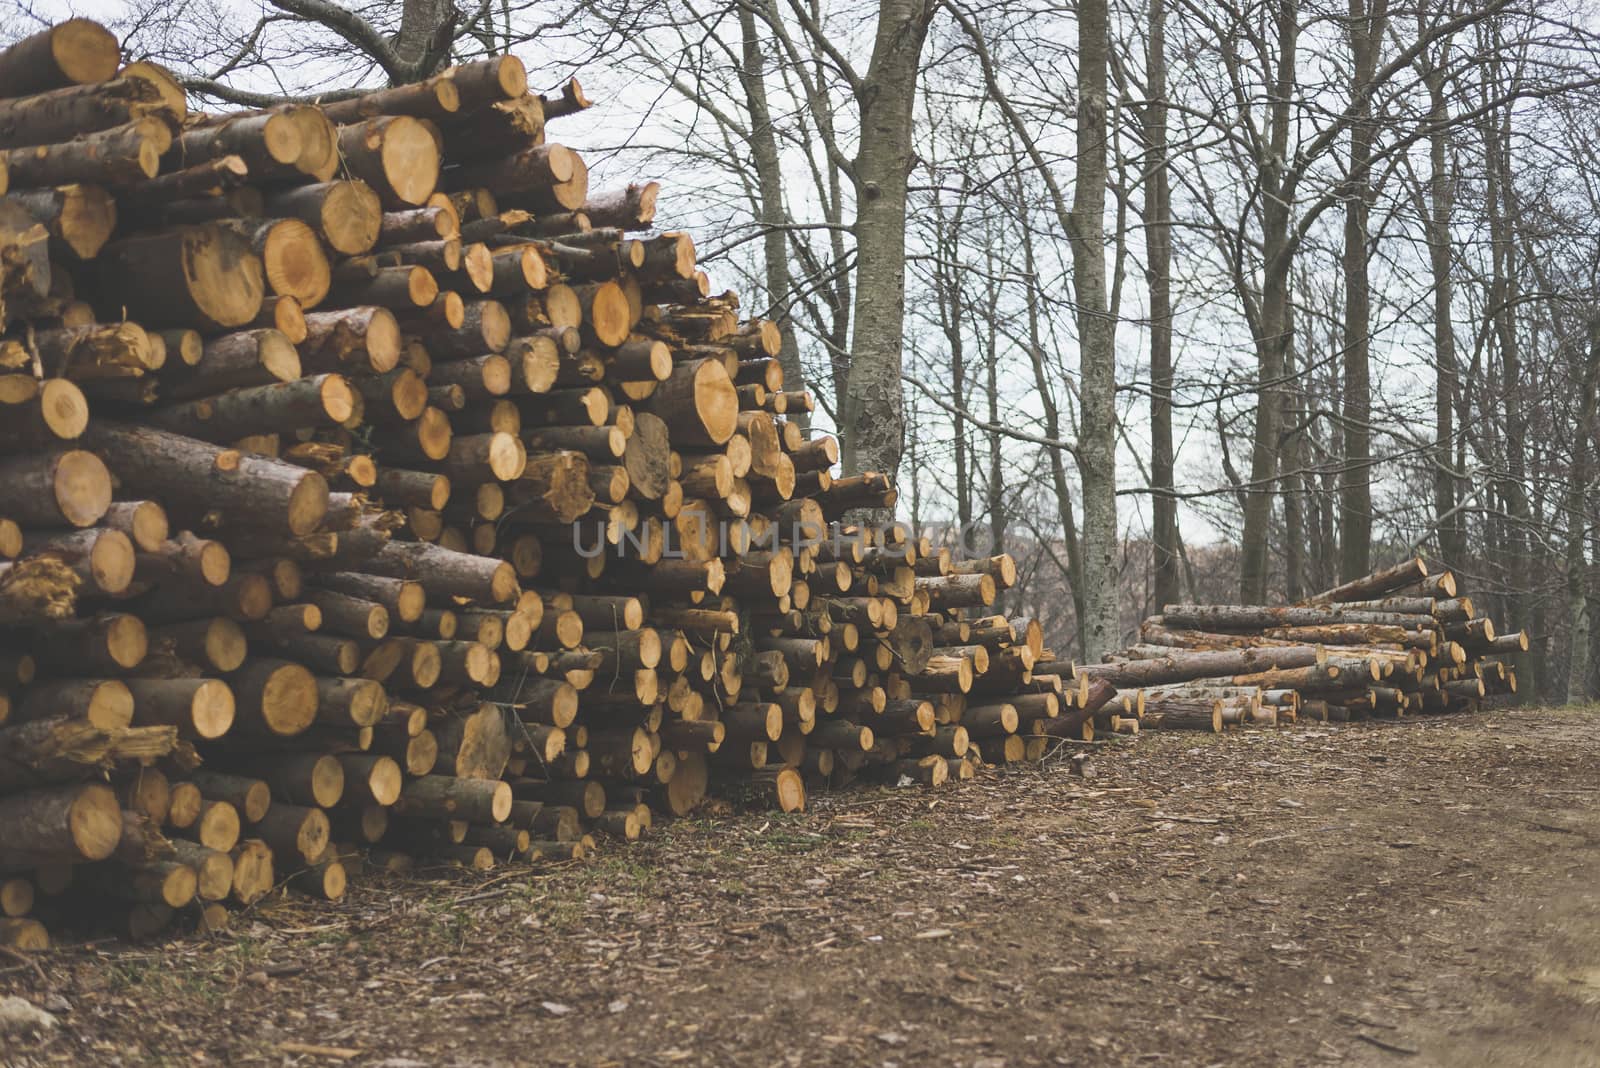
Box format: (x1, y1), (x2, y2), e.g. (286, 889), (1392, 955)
(13, 0), (1600, 701)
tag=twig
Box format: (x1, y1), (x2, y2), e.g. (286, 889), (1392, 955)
(0, 943), (47, 984)
(1353, 1032), (1419, 1056)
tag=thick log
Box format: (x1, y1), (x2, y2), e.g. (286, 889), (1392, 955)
(125, 678), (235, 739)
(640, 358), (738, 446)
(0, 448), (110, 528)
(94, 224), (264, 330)
(0, 19), (120, 96)
(175, 109), (302, 174)
(1078, 645), (1326, 687)
(1301, 557), (1428, 605)
(226, 659), (317, 737)
(7, 183), (116, 258)
(0, 782), (121, 865)
(395, 775), (512, 823)
(148, 374), (355, 441)
(365, 540), (518, 604)
(226, 217), (331, 307)
(253, 803), (329, 865)
(338, 116), (440, 206)
(582, 183), (658, 230)
(9, 117), (166, 188)
(265, 180), (382, 255)
(83, 422), (329, 537)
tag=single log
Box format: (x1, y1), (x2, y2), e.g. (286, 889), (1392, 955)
(0, 19), (120, 96)
(252, 803), (329, 865)
(83, 422), (329, 537)
(122, 155), (247, 210)
(364, 540), (518, 604)
(0, 782), (121, 864)
(300, 306), (402, 374)
(188, 770), (270, 823)
(0, 448), (110, 528)
(163, 328), (300, 400)
(33, 613), (146, 672)
(337, 754), (403, 806)
(15, 678), (132, 730)
(147, 617), (247, 673)
(315, 573), (426, 623)
(640, 358), (738, 446)
(175, 109), (303, 174)
(228, 838), (273, 904)
(177, 799), (240, 852)
(265, 180), (382, 255)
(1076, 645), (1327, 687)
(7, 183), (116, 259)
(319, 75), (460, 125)
(225, 217), (330, 307)
(94, 225), (264, 330)
(338, 116), (440, 206)
(1301, 557), (1428, 605)
(125, 678), (235, 739)
(226, 659), (317, 737)
(1139, 700), (1224, 731)
(102, 500), (169, 553)
(744, 766), (805, 812)
(395, 775), (512, 823)
(148, 374), (355, 441)
(582, 183), (658, 230)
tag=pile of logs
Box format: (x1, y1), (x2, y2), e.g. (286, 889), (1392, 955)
(1084, 558), (1524, 731)
(0, 18), (1079, 946)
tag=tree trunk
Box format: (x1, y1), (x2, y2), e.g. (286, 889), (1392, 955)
(393, 0), (458, 84)
(737, 10), (807, 425)
(1338, 0), (1388, 583)
(1072, 0), (1119, 658)
(1145, 0), (1179, 612)
(1422, 49), (1463, 566)
(1017, 213), (1087, 657)
(1239, 3), (1299, 603)
(839, 0), (933, 493)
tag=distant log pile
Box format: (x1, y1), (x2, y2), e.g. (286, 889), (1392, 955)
(0, 19), (1077, 946)
(1083, 558), (1522, 731)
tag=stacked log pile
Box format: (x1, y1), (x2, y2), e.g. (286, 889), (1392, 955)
(1082, 558), (1524, 731)
(0, 18), (1078, 945)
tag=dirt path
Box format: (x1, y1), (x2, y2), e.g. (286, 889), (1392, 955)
(3, 706), (1598, 1066)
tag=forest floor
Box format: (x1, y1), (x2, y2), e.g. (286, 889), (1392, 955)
(2, 705), (1598, 1067)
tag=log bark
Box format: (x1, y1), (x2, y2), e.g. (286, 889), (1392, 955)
(365, 539), (518, 604)
(148, 374), (355, 441)
(8, 118), (164, 188)
(1301, 557), (1428, 605)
